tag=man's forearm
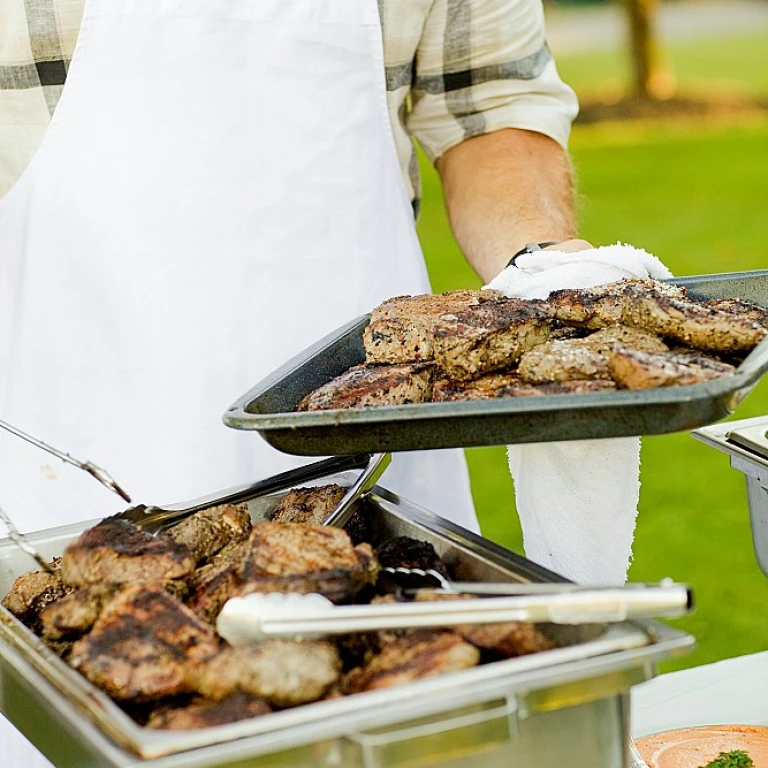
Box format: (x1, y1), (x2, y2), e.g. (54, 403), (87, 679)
(436, 128), (579, 284)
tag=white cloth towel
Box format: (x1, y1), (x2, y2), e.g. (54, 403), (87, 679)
(485, 243), (673, 585)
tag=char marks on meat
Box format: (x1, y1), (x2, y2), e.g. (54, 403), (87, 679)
(432, 298), (554, 381)
(40, 584), (118, 641)
(69, 584), (220, 701)
(363, 289), (503, 365)
(189, 641), (341, 708)
(237, 522), (379, 603)
(146, 692), (272, 730)
(341, 630), (480, 693)
(518, 325), (668, 383)
(2, 569), (71, 631)
(185, 563), (241, 624)
(297, 362), (435, 411)
(162, 503), (252, 564)
(375, 536), (449, 578)
(271, 484), (346, 525)
(608, 348), (736, 390)
(61, 517), (195, 587)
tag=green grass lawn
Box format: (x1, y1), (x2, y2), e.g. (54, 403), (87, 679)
(416, 31), (768, 673)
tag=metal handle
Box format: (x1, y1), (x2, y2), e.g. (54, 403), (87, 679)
(0, 506), (54, 573)
(0, 418), (131, 502)
(217, 585), (692, 644)
(323, 453), (391, 528)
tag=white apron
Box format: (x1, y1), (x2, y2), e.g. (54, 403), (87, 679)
(0, 0), (478, 763)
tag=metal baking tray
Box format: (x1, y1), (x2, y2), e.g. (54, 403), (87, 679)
(223, 270), (768, 456)
(0, 477), (694, 768)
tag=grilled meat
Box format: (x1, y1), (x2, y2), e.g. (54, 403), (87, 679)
(238, 523), (378, 603)
(40, 584), (118, 641)
(412, 591), (555, 658)
(297, 362), (435, 411)
(432, 372), (616, 402)
(704, 297), (768, 327)
(271, 484), (346, 525)
(341, 630), (480, 693)
(518, 325), (668, 383)
(189, 641), (341, 708)
(375, 537), (449, 577)
(69, 584), (220, 701)
(61, 516), (195, 587)
(146, 692), (272, 730)
(185, 563), (241, 624)
(621, 280), (768, 353)
(547, 278), (687, 329)
(432, 298), (554, 380)
(608, 348), (735, 390)
(2, 569), (71, 631)
(363, 289), (503, 365)
(209, 537), (251, 571)
(162, 503), (252, 564)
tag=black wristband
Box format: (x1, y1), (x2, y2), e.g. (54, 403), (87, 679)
(506, 241), (559, 268)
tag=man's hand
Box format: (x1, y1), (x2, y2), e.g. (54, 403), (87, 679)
(436, 128), (583, 283)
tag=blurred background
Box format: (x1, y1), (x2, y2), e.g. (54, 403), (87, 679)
(416, 0), (768, 674)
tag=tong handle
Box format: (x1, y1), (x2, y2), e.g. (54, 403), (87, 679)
(217, 584), (693, 645)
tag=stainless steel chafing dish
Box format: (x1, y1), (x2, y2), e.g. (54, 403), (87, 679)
(694, 415), (768, 577)
(0, 475), (694, 768)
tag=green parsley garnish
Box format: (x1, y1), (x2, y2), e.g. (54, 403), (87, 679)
(699, 750), (753, 768)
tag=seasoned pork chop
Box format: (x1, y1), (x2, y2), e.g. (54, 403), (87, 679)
(518, 325), (668, 383)
(297, 362), (434, 411)
(608, 348), (735, 390)
(40, 584), (118, 640)
(341, 630), (480, 693)
(147, 692), (272, 730)
(185, 562), (241, 624)
(162, 503), (252, 564)
(189, 641), (341, 708)
(432, 298), (554, 380)
(61, 516), (195, 586)
(237, 522), (379, 602)
(2, 569), (71, 631)
(363, 289), (503, 364)
(271, 484), (347, 525)
(69, 584), (220, 701)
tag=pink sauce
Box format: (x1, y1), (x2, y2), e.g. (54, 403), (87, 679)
(635, 725), (768, 768)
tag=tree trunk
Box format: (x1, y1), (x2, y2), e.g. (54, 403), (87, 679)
(623, 0), (675, 100)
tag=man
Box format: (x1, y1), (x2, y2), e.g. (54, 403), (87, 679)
(0, 0), (583, 764)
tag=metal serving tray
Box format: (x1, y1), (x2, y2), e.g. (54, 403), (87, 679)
(0, 478), (694, 768)
(223, 271), (768, 456)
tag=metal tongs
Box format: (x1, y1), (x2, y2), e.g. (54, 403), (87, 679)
(0, 418), (132, 502)
(216, 582), (693, 646)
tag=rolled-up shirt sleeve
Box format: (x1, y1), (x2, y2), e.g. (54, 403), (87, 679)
(407, 0), (579, 164)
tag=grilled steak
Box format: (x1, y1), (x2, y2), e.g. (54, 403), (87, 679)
(147, 693), (272, 731)
(621, 280), (768, 353)
(185, 563), (241, 624)
(704, 297), (768, 327)
(189, 641), (341, 708)
(375, 537), (449, 578)
(209, 537), (251, 571)
(432, 298), (554, 380)
(608, 347), (735, 389)
(69, 584), (220, 701)
(162, 503), (252, 564)
(271, 484), (346, 525)
(518, 325), (668, 383)
(547, 278), (687, 329)
(61, 516), (196, 587)
(363, 289), (503, 365)
(341, 630), (480, 693)
(237, 522), (378, 603)
(432, 372), (616, 402)
(146, 692), (272, 730)
(40, 584), (118, 641)
(2, 569), (71, 631)
(412, 591), (555, 658)
(297, 362), (434, 411)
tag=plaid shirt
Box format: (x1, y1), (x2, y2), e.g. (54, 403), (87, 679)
(0, 0), (578, 208)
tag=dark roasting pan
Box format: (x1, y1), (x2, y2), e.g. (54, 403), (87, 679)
(223, 271), (768, 456)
